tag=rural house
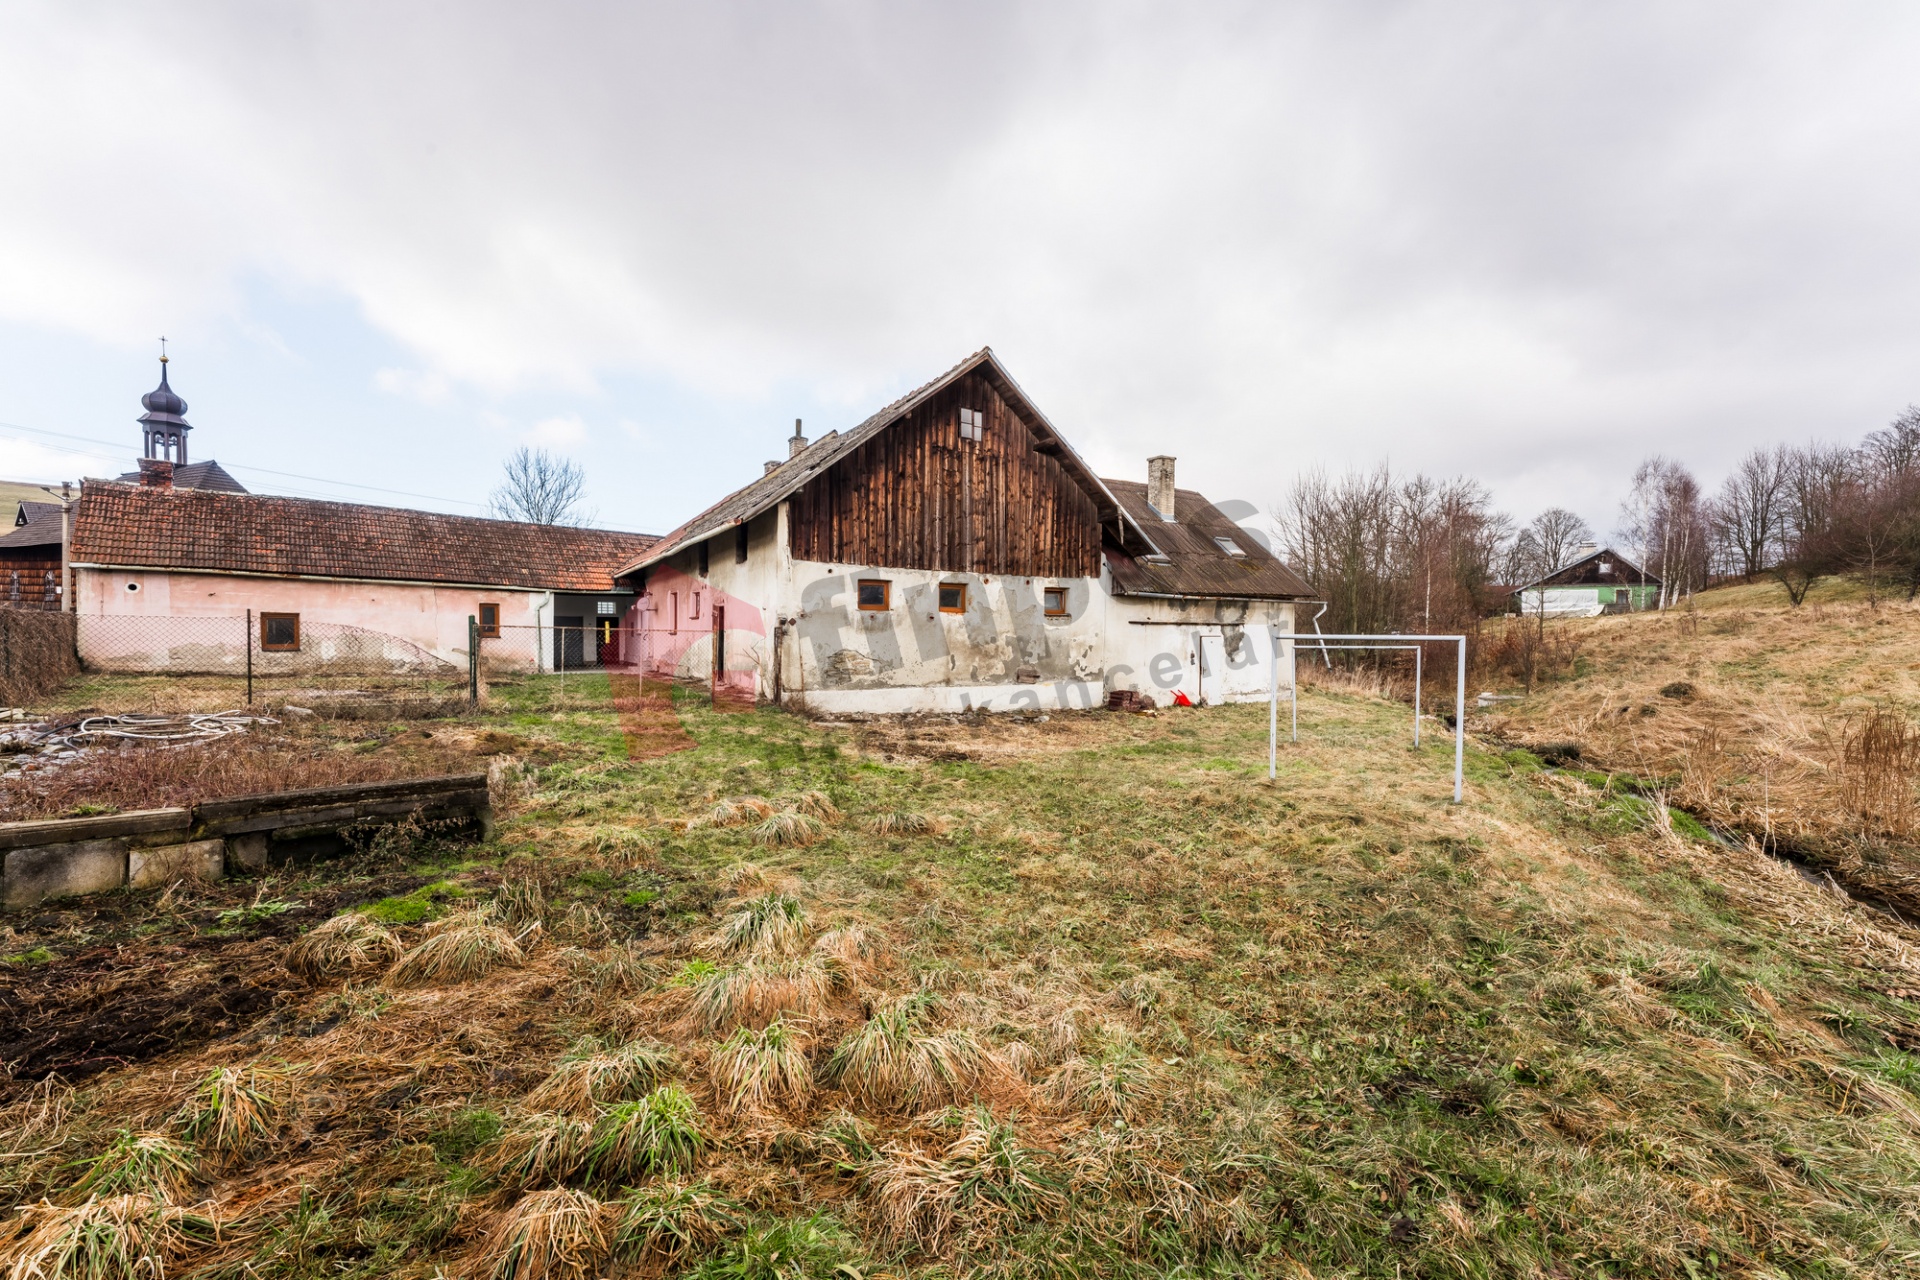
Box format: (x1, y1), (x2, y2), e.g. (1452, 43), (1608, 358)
(1509, 545), (1662, 617)
(68, 477), (657, 673)
(622, 348), (1314, 713)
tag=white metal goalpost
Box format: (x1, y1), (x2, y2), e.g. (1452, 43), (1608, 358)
(1266, 630), (1468, 803)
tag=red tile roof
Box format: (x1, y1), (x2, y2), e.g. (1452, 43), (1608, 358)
(71, 481), (657, 593)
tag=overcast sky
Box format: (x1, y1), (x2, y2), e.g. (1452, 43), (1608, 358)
(3, 1), (1917, 539)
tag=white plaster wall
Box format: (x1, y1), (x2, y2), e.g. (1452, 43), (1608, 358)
(633, 507), (1299, 713)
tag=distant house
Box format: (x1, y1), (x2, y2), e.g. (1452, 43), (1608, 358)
(0, 501), (65, 608)
(622, 348), (1314, 712)
(1509, 547), (1661, 617)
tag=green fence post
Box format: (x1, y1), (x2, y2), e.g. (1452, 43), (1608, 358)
(469, 615), (479, 705)
(245, 609), (254, 706)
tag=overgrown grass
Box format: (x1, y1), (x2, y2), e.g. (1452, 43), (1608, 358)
(12, 684), (1920, 1277)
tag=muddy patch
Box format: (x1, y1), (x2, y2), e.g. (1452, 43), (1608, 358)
(0, 873), (445, 1097)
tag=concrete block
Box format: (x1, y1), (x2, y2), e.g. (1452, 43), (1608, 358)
(4, 839), (127, 910)
(227, 832), (269, 871)
(128, 839), (226, 889)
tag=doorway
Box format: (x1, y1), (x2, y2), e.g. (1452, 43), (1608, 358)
(555, 615), (585, 670)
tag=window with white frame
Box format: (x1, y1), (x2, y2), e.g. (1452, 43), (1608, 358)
(959, 407), (984, 442)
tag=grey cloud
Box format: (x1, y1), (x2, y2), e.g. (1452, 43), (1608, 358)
(4, 1), (1919, 531)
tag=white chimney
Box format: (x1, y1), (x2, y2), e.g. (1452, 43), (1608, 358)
(1147, 455), (1176, 521)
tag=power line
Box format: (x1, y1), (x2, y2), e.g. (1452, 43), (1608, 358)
(0, 418), (488, 510)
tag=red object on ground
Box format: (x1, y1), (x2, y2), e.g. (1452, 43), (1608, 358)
(1172, 691), (1194, 707)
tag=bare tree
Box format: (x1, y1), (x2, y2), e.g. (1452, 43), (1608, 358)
(1528, 508), (1592, 576)
(490, 447), (591, 525)
(1620, 456), (1706, 607)
(1709, 445), (1790, 582)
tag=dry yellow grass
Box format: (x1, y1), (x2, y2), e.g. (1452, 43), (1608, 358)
(1490, 582), (1920, 907)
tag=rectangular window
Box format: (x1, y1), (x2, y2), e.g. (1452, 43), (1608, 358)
(477, 603), (500, 636)
(736, 523), (750, 563)
(671, 591), (679, 634)
(959, 407), (984, 442)
(857, 579), (891, 611)
(260, 612), (300, 651)
(1213, 536), (1246, 557)
(690, 591), (701, 619)
(698, 540), (710, 576)
(938, 582), (967, 613)
(1043, 587), (1068, 616)
(596, 600), (616, 616)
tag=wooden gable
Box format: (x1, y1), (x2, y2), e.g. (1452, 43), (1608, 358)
(786, 368), (1102, 578)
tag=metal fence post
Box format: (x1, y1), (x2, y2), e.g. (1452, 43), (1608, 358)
(468, 616), (479, 704)
(245, 609), (253, 706)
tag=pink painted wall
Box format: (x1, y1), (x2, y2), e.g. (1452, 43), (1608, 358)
(74, 568), (549, 670)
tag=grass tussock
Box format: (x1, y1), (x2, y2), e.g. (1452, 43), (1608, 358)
(697, 796), (775, 829)
(748, 810), (827, 849)
(485, 1113), (594, 1189)
(826, 992), (992, 1111)
(0, 1196), (216, 1280)
(389, 921), (525, 987)
(525, 1038), (675, 1116)
(713, 892), (808, 958)
(471, 1188), (608, 1280)
(863, 810), (945, 837)
(173, 1064), (286, 1156)
(786, 789), (841, 823)
(493, 877), (547, 929)
(1041, 1040), (1163, 1122)
(610, 1181), (738, 1266)
(811, 924), (880, 980)
(866, 1107), (1061, 1253)
(688, 954), (848, 1031)
(283, 912), (403, 981)
(562, 943), (657, 1000)
(710, 1018), (813, 1112)
(585, 1086), (705, 1182)
(68, 1130), (198, 1204)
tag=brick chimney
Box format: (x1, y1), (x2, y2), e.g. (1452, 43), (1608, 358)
(138, 458), (175, 490)
(788, 418), (809, 458)
(1147, 455), (1176, 521)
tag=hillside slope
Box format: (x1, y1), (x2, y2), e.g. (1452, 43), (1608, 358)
(2, 687), (1919, 1277)
(1488, 578), (1920, 913)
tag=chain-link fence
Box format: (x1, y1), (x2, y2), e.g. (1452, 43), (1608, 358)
(476, 622), (755, 723)
(72, 613), (469, 713)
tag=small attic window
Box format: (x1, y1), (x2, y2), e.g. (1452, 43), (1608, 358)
(959, 408), (984, 443)
(1598, 560), (1614, 576)
(1214, 536), (1246, 557)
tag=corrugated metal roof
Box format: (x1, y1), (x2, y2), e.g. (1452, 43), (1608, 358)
(1102, 480), (1315, 600)
(620, 348), (1149, 574)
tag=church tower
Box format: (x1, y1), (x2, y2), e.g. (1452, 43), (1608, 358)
(118, 345), (248, 492)
(137, 350), (192, 464)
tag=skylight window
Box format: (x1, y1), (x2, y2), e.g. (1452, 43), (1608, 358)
(1214, 536), (1246, 557)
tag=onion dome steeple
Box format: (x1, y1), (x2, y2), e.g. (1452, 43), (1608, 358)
(138, 340), (191, 464)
